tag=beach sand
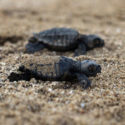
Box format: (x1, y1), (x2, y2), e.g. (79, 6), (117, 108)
(0, 0), (125, 124)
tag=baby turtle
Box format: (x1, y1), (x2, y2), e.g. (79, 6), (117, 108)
(8, 55), (101, 89)
(26, 27), (104, 56)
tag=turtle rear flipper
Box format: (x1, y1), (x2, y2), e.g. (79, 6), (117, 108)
(8, 72), (31, 81)
(25, 42), (45, 53)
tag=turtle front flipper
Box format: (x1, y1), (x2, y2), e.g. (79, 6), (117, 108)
(25, 42), (45, 53)
(74, 43), (87, 56)
(75, 73), (91, 89)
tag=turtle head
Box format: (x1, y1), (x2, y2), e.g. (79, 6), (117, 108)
(80, 60), (101, 77)
(82, 35), (104, 49)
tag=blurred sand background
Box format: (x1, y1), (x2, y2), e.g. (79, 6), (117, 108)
(0, 0), (125, 125)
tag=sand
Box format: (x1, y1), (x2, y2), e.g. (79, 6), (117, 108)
(0, 0), (125, 125)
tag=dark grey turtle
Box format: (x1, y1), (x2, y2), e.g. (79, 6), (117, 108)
(25, 27), (104, 56)
(8, 55), (101, 89)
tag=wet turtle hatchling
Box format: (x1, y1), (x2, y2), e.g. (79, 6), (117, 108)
(8, 55), (101, 89)
(26, 27), (104, 56)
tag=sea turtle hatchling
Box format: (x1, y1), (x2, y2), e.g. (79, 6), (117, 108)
(8, 55), (101, 89)
(26, 27), (104, 56)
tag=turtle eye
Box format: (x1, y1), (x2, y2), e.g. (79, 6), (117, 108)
(94, 38), (100, 46)
(88, 65), (96, 73)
